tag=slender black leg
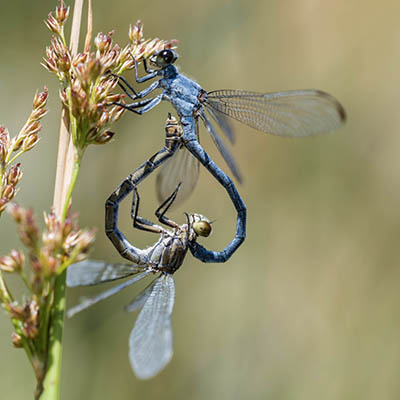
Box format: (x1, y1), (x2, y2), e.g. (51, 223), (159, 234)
(114, 94), (163, 115)
(106, 117), (183, 261)
(131, 186), (163, 234)
(132, 53), (158, 83)
(155, 183), (182, 228)
(114, 74), (140, 99)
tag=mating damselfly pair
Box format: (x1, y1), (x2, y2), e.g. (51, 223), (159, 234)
(67, 49), (346, 378)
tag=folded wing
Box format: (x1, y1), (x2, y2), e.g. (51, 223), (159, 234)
(129, 274), (175, 379)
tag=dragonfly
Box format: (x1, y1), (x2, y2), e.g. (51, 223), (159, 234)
(67, 116), (224, 379)
(114, 49), (346, 206)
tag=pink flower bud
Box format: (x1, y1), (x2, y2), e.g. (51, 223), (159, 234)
(55, 4), (69, 23)
(8, 203), (23, 223)
(94, 32), (112, 54)
(23, 133), (40, 151)
(0, 142), (7, 163)
(2, 184), (15, 201)
(33, 87), (48, 109)
(129, 21), (143, 44)
(11, 332), (23, 348)
(0, 255), (17, 272)
(46, 13), (61, 34)
(95, 131), (115, 145)
(10, 249), (24, 270)
(7, 164), (23, 185)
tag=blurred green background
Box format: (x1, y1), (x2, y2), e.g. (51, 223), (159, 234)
(1, 0), (400, 399)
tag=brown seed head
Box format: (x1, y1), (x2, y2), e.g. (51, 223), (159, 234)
(62, 217), (73, 237)
(7, 164), (23, 185)
(88, 58), (103, 81)
(46, 255), (58, 275)
(14, 207), (40, 248)
(11, 332), (23, 348)
(2, 184), (16, 201)
(0, 126), (10, 145)
(33, 87), (48, 109)
(94, 130), (115, 145)
(30, 107), (48, 121)
(95, 32), (112, 54)
(30, 255), (43, 274)
(0, 142), (7, 164)
(0, 198), (7, 213)
(0, 255), (18, 273)
(22, 324), (39, 339)
(21, 300), (40, 339)
(22, 133), (40, 152)
(31, 276), (43, 295)
(129, 21), (143, 44)
(46, 13), (61, 34)
(55, 3), (69, 24)
(21, 121), (40, 137)
(8, 302), (25, 320)
(10, 249), (24, 270)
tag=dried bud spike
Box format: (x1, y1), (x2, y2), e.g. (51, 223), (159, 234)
(23, 133), (40, 152)
(10, 249), (24, 270)
(11, 332), (23, 348)
(33, 87), (48, 109)
(0, 198), (8, 213)
(57, 54), (71, 73)
(0, 126), (10, 145)
(94, 32), (112, 54)
(0, 255), (18, 273)
(95, 131), (115, 145)
(8, 203), (23, 223)
(55, 3), (69, 24)
(129, 20), (143, 44)
(22, 323), (39, 339)
(46, 13), (61, 34)
(8, 302), (24, 319)
(7, 164), (23, 185)
(0, 142), (7, 164)
(2, 185), (16, 201)
(62, 217), (73, 237)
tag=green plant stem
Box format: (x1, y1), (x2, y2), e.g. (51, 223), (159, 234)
(39, 155), (81, 400)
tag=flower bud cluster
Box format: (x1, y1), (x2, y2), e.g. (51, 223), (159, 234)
(0, 87), (48, 215)
(0, 204), (96, 353)
(43, 6), (176, 151)
(8, 300), (40, 340)
(4, 204), (95, 291)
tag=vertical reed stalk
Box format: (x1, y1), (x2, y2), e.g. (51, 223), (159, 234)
(39, 2), (84, 398)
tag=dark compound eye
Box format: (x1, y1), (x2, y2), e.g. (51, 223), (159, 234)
(161, 50), (174, 63)
(155, 49), (178, 67)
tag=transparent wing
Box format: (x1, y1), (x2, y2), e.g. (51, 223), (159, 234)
(200, 111), (242, 183)
(156, 144), (199, 207)
(129, 274), (175, 379)
(124, 278), (158, 312)
(206, 106), (235, 144)
(67, 271), (151, 318)
(67, 259), (145, 287)
(206, 89), (346, 137)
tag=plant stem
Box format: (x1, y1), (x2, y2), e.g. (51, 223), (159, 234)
(39, 153), (81, 400)
(37, 1), (85, 398)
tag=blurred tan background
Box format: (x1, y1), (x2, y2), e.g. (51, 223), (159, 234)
(1, 0), (400, 399)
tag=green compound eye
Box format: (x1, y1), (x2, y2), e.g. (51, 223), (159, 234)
(193, 220), (212, 237)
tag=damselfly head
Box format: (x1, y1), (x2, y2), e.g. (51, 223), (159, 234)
(189, 214), (212, 237)
(150, 49), (178, 68)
